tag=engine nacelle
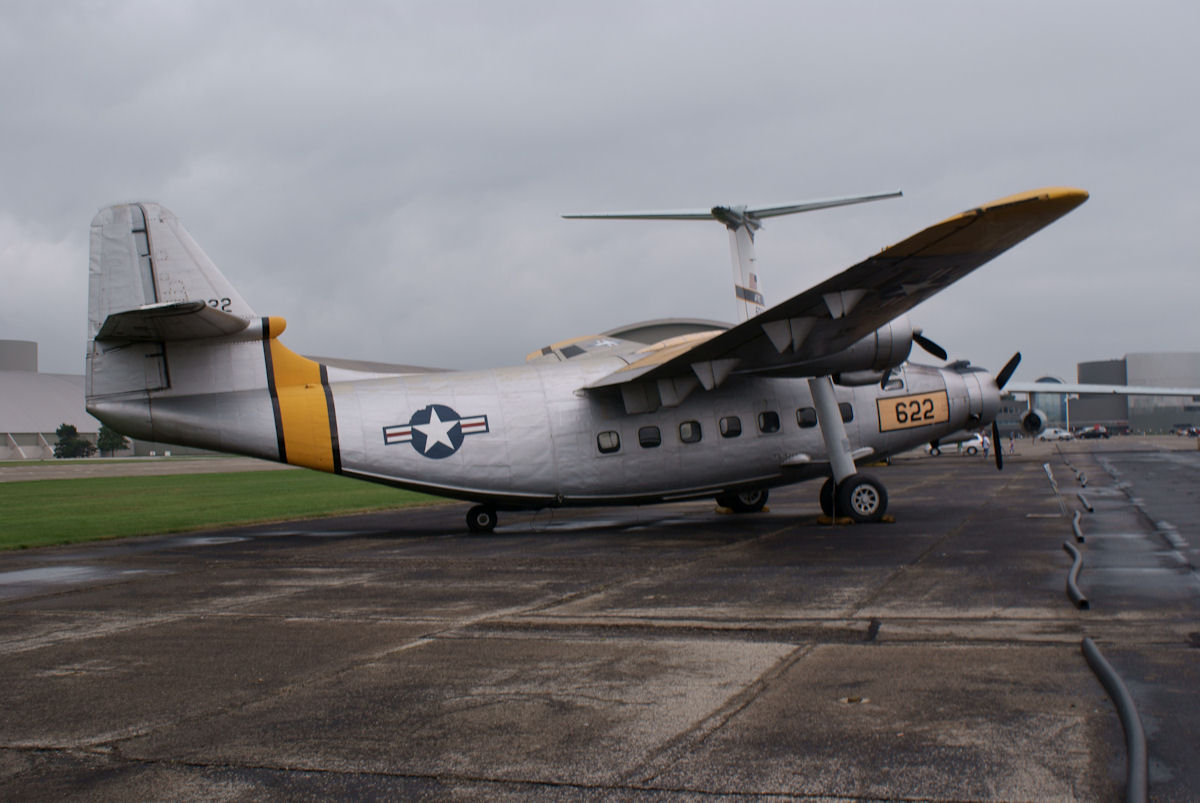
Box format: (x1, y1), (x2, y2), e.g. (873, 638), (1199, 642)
(1021, 408), (1048, 437)
(833, 370), (890, 387)
(791, 315), (915, 376)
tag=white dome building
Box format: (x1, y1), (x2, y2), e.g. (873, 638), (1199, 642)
(0, 340), (101, 459)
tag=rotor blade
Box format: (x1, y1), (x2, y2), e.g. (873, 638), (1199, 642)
(992, 420), (1003, 470)
(995, 352), (1022, 390)
(912, 331), (948, 361)
(747, 191), (903, 219)
(561, 191), (902, 222)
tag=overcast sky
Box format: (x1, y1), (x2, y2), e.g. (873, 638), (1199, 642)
(2, 1), (1197, 383)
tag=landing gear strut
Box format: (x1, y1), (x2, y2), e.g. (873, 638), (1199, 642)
(807, 374), (889, 523)
(466, 504), (497, 534)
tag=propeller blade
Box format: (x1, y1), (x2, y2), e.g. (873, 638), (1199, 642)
(913, 331), (948, 361)
(995, 352), (1021, 390)
(992, 420), (1003, 470)
(879, 367), (892, 388)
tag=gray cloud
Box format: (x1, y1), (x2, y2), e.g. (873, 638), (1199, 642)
(2, 0), (1197, 383)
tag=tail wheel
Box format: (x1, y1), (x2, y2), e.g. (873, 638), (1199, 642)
(467, 505), (497, 534)
(726, 488), (768, 513)
(819, 477), (835, 516)
(834, 474), (888, 523)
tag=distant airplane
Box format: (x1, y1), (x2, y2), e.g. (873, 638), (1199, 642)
(1003, 380), (1200, 435)
(88, 187), (1131, 532)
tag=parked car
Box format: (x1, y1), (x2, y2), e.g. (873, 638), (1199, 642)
(925, 432), (987, 456)
(1037, 427), (1074, 441)
(958, 433), (986, 455)
(1077, 425), (1110, 439)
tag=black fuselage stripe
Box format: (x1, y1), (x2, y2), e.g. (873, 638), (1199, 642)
(319, 364), (342, 474)
(262, 317), (287, 463)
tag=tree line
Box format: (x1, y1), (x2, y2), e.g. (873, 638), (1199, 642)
(53, 423), (129, 458)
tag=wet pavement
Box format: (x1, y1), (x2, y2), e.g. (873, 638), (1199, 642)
(1, 438), (1197, 801)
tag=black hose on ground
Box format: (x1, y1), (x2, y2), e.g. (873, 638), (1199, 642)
(1082, 637), (1148, 803)
(1071, 510), (1086, 543)
(1062, 541), (1089, 610)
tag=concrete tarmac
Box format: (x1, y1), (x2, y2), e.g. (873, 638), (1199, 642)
(2, 438), (1198, 800)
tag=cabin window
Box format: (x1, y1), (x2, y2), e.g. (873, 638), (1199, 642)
(757, 411), (780, 433)
(796, 407), (818, 428)
(679, 420), (702, 443)
(839, 402), (854, 423)
(638, 426), (662, 448)
(596, 431), (620, 454)
(719, 416), (741, 438)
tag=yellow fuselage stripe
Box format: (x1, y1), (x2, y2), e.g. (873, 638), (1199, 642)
(264, 317), (339, 472)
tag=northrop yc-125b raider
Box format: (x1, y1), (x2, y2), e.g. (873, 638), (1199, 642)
(87, 188), (1089, 532)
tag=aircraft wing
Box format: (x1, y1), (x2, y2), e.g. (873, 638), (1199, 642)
(588, 187), (1089, 391)
(1006, 381), (1200, 397)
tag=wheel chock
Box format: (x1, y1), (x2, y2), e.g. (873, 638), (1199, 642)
(818, 514), (896, 525)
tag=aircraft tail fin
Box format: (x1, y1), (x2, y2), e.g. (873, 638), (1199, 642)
(88, 203), (256, 342)
(86, 203), (260, 400)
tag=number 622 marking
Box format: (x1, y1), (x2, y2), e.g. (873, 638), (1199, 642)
(876, 390), (950, 432)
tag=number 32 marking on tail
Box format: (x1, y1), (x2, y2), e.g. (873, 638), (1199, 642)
(877, 390), (950, 432)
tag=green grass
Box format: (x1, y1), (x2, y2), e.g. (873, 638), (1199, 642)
(0, 471), (443, 550)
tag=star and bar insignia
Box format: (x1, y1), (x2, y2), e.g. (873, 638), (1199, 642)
(383, 404), (490, 459)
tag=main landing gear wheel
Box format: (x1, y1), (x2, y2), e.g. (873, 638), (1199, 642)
(718, 488), (769, 513)
(466, 504), (497, 534)
(819, 477), (836, 517)
(834, 473), (888, 523)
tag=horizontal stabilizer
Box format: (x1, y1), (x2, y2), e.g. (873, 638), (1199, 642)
(96, 301), (251, 342)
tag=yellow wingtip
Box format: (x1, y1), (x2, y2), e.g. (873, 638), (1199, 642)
(980, 186), (1089, 209)
(934, 186), (1089, 228)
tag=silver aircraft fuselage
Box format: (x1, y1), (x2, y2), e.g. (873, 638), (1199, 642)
(90, 343), (998, 510)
